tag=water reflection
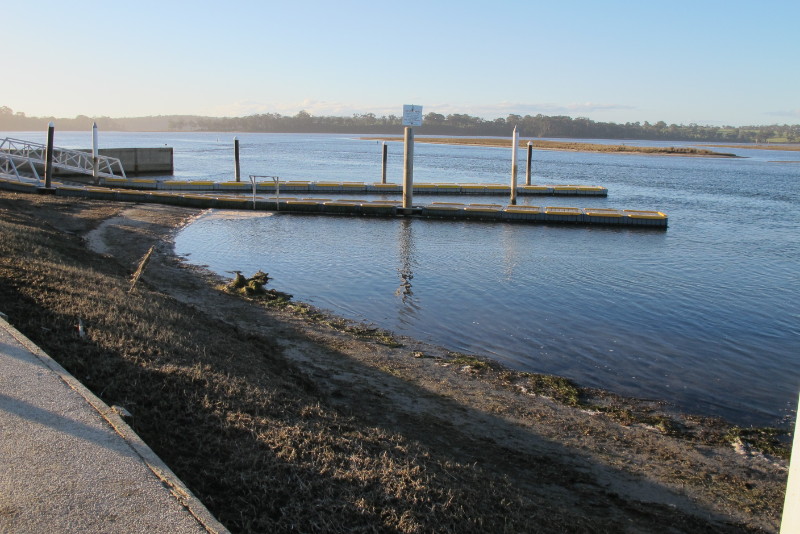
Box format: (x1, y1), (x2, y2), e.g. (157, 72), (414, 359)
(500, 223), (522, 280)
(395, 218), (419, 322)
(168, 133), (800, 427)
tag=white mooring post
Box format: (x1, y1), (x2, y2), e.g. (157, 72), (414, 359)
(510, 126), (519, 205)
(44, 122), (55, 189)
(234, 137), (241, 182)
(402, 127), (414, 208)
(781, 392), (800, 532)
(92, 122), (99, 183)
(525, 140), (533, 186)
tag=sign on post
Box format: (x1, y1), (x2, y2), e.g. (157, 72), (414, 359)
(401, 105), (422, 209)
(402, 105), (423, 127)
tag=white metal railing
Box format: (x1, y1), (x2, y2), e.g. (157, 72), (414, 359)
(0, 151), (42, 181)
(0, 137), (127, 181)
(249, 175), (281, 209)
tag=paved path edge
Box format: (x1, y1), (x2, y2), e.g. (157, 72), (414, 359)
(0, 315), (230, 534)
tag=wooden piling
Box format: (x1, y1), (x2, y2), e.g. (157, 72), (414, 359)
(403, 127), (414, 209)
(381, 141), (388, 184)
(510, 127), (519, 205)
(92, 122), (99, 184)
(234, 137), (241, 182)
(44, 122), (55, 189)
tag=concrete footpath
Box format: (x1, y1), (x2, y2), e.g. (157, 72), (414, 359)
(0, 315), (229, 534)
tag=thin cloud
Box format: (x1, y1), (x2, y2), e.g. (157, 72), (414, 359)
(565, 102), (637, 113)
(206, 101), (269, 117)
(764, 109), (800, 120)
(206, 100), (637, 120)
(208, 99), (390, 118)
(417, 102), (636, 119)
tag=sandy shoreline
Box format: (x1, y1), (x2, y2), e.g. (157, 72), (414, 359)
(0, 192), (789, 532)
(363, 137), (740, 157)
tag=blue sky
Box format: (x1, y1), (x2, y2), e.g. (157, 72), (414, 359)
(4, 0), (798, 125)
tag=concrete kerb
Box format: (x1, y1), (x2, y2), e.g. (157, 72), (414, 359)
(0, 314), (229, 534)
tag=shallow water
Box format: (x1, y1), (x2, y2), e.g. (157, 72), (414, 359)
(6, 130), (798, 426)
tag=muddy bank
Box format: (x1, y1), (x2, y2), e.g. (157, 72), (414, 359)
(364, 137), (739, 157)
(0, 191), (788, 532)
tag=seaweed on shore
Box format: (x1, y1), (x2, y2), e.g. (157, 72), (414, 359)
(494, 367), (791, 458)
(222, 273), (403, 347)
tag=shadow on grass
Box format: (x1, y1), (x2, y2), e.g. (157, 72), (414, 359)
(0, 196), (768, 533)
(1, 281), (756, 533)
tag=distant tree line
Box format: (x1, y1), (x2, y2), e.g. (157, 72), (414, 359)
(0, 106), (197, 132)
(2, 105), (798, 143)
(184, 111), (799, 143)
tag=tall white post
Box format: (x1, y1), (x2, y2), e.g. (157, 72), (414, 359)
(525, 141), (533, 186)
(781, 392), (800, 532)
(510, 126), (519, 205)
(92, 122), (99, 183)
(402, 127), (414, 209)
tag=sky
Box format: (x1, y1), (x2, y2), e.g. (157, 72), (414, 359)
(4, 0), (798, 126)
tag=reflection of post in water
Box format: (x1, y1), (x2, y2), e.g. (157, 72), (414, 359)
(500, 223), (520, 280)
(395, 218), (415, 302)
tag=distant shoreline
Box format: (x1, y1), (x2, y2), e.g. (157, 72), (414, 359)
(702, 143), (800, 152)
(363, 137), (740, 157)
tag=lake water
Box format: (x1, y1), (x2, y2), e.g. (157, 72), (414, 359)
(5, 130), (798, 426)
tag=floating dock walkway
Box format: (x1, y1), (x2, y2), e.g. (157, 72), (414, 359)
(99, 178), (608, 197)
(0, 177), (666, 228)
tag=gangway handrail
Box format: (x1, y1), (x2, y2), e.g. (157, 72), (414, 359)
(0, 152), (43, 181)
(0, 137), (127, 181)
(250, 174), (281, 210)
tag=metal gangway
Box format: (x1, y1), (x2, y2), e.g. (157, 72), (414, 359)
(0, 137), (126, 182)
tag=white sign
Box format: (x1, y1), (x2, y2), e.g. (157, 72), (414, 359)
(402, 104), (423, 127)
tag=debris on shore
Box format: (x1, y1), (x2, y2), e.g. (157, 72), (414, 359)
(223, 270), (292, 302)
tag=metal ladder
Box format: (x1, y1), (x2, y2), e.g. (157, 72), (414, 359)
(0, 137), (127, 182)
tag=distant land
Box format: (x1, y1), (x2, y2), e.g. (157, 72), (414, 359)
(2, 105), (798, 144)
(702, 143), (800, 152)
(364, 137), (739, 157)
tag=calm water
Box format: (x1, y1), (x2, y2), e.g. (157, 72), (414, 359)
(6, 130), (798, 426)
